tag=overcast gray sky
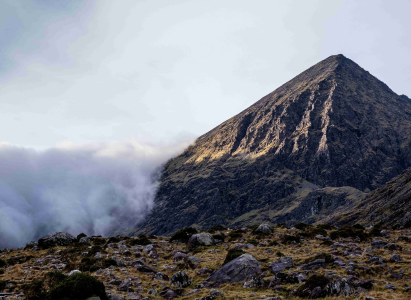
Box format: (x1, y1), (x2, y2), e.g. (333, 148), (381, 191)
(1, 0), (410, 149)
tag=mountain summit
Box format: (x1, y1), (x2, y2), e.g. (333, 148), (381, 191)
(136, 54), (411, 235)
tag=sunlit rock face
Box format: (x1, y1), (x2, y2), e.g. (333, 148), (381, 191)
(136, 54), (411, 235)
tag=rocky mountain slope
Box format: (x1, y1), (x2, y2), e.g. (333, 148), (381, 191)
(136, 54), (411, 236)
(326, 167), (411, 228)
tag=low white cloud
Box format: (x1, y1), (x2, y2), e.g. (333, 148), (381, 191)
(0, 137), (194, 249)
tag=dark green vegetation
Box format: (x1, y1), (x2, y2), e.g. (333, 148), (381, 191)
(136, 54), (411, 237)
(128, 235), (151, 246)
(329, 225), (368, 241)
(296, 275), (330, 298)
(0, 259), (6, 268)
(223, 249), (245, 265)
(23, 271), (107, 300)
(169, 227), (198, 243)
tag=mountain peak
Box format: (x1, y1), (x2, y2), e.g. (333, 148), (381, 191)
(136, 55), (411, 235)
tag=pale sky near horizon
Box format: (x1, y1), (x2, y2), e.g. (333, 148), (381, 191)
(1, 0), (410, 149)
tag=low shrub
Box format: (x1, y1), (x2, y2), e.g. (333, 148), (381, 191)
(294, 223), (312, 230)
(103, 258), (117, 268)
(48, 273), (108, 300)
(369, 222), (382, 236)
(76, 233), (87, 241)
(316, 224), (335, 230)
(89, 265), (100, 273)
(329, 225), (368, 241)
(223, 249), (245, 265)
(129, 235), (152, 246)
(212, 233), (226, 241)
(0, 280), (8, 291)
(207, 225), (227, 233)
(268, 240), (279, 246)
(0, 259), (7, 268)
(281, 234), (301, 244)
(247, 239), (259, 246)
(170, 227), (198, 243)
(79, 257), (97, 272)
(0, 269), (4, 274)
(228, 229), (246, 241)
(276, 251), (284, 257)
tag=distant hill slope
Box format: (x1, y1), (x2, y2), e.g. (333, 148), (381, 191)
(325, 167), (411, 228)
(135, 54), (411, 235)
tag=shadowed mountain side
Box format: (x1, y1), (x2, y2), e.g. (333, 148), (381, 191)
(325, 168), (411, 228)
(229, 186), (366, 228)
(135, 54), (411, 236)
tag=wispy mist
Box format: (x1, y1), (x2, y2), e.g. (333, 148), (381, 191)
(0, 138), (193, 249)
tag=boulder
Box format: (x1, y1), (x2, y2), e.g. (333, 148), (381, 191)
(135, 264), (158, 273)
(297, 259), (326, 270)
(38, 232), (76, 249)
(117, 278), (132, 292)
(160, 287), (178, 299)
(371, 239), (387, 249)
(270, 256), (294, 273)
(170, 271), (191, 288)
(254, 224), (272, 235)
(390, 254), (402, 262)
(187, 233), (215, 250)
(206, 254), (261, 284)
(153, 272), (170, 281)
(79, 236), (91, 243)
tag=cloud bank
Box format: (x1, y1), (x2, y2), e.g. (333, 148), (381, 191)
(0, 138), (193, 249)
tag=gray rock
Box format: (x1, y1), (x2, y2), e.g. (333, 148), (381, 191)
(183, 289), (201, 296)
(117, 278), (132, 292)
(147, 289), (157, 295)
(385, 284), (397, 290)
(109, 296), (125, 300)
(371, 238), (387, 249)
(153, 272), (170, 281)
(390, 254), (402, 262)
(297, 259), (326, 270)
(187, 232), (215, 250)
(233, 243), (255, 249)
(188, 256), (202, 263)
(170, 271), (191, 288)
(38, 232), (76, 249)
(172, 252), (188, 261)
(68, 270), (81, 276)
(206, 254), (261, 284)
(270, 256), (294, 273)
(135, 264), (158, 273)
(310, 286), (322, 299)
(254, 224), (272, 235)
(195, 268), (212, 276)
(79, 236), (91, 243)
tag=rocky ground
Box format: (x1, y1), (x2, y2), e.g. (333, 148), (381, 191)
(1, 223), (411, 300)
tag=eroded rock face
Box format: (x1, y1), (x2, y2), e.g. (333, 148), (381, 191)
(38, 232), (76, 249)
(135, 54), (411, 236)
(206, 254), (261, 284)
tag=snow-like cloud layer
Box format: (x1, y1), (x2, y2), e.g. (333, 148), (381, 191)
(0, 138), (193, 249)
